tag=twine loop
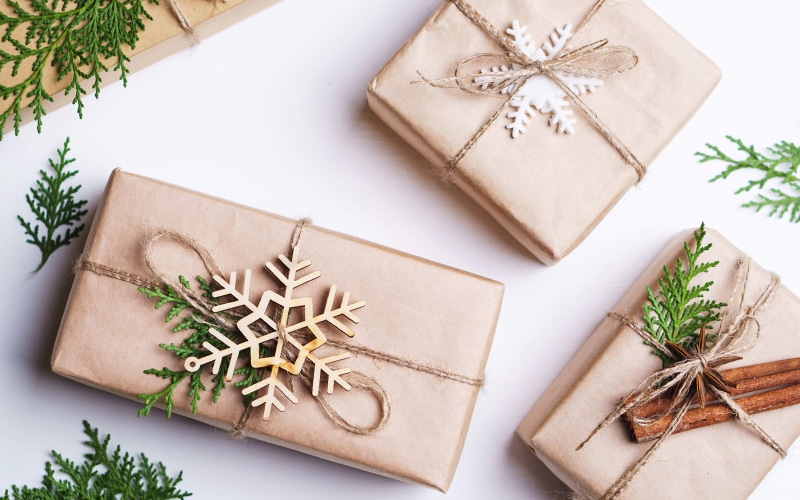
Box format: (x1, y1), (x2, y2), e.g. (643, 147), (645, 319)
(76, 218), (484, 439)
(423, 0), (646, 181)
(577, 259), (785, 499)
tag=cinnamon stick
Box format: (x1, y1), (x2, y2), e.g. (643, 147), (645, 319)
(627, 358), (800, 443)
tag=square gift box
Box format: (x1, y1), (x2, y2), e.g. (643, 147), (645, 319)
(51, 169), (504, 492)
(517, 228), (800, 498)
(1, 0), (283, 136)
(368, 0), (721, 264)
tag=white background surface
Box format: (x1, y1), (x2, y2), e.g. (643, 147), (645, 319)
(1, 0), (799, 498)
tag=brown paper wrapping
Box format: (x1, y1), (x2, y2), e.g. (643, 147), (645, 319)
(51, 169), (504, 492)
(1, 0), (282, 135)
(517, 228), (800, 499)
(368, 0), (721, 264)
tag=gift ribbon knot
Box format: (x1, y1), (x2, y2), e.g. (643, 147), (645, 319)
(430, 39), (637, 97)
(577, 259), (785, 500)
(422, 0), (646, 181)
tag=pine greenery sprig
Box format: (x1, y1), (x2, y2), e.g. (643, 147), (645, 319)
(137, 276), (266, 418)
(0, 0), (157, 139)
(2, 420), (191, 499)
(697, 135), (800, 222)
(17, 137), (88, 271)
(643, 224), (726, 367)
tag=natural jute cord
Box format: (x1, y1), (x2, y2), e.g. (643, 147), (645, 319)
(576, 259), (784, 499)
(420, 0), (646, 181)
(75, 218), (484, 438)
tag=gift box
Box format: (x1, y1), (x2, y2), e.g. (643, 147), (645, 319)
(517, 227), (800, 499)
(51, 169), (504, 492)
(368, 0), (721, 264)
(1, 0), (282, 137)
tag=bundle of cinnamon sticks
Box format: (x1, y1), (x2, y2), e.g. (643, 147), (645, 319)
(626, 358), (800, 443)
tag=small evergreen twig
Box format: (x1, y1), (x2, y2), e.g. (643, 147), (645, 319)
(137, 276), (267, 417)
(2, 420), (191, 499)
(697, 135), (800, 222)
(17, 137), (88, 271)
(643, 223), (726, 367)
(0, 0), (157, 139)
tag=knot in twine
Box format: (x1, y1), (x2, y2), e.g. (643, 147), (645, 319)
(75, 218), (485, 440)
(419, 0), (646, 181)
(575, 259), (784, 500)
(141, 220), (391, 439)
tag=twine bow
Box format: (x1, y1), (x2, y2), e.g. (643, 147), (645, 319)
(421, 39), (637, 98)
(576, 259), (785, 500)
(423, 0), (646, 180)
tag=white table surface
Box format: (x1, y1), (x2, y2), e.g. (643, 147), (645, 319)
(1, 0), (799, 498)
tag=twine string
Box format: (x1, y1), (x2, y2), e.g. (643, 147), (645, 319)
(75, 219), (484, 437)
(425, 0), (646, 180)
(576, 259), (784, 499)
(163, 0), (200, 44)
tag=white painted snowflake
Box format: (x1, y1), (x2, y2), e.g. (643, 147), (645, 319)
(475, 20), (604, 137)
(184, 248), (365, 420)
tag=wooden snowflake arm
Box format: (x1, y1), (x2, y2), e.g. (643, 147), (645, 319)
(211, 270), (255, 312)
(266, 249), (321, 292)
(309, 352), (352, 397)
(184, 327), (273, 382)
(242, 366), (298, 420)
(313, 286), (366, 337)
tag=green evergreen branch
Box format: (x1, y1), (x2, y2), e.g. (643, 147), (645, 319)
(697, 135), (800, 222)
(2, 420), (191, 499)
(643, 224), (726, 367)
(0, 0), (157, 139)
(17, 137), (88, 271)
(138, 276), (266, 417)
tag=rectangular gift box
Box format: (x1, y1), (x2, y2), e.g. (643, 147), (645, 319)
(1, 0), (282, 135)
(517, 228), (800, 499)
(51, 169), (504, 492)
(368, 0), (721, 264)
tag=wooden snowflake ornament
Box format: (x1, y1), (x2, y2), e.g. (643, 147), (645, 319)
(184, 247), (365, 420)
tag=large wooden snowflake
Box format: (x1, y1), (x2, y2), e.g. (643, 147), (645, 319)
(183, 248), (365, 420)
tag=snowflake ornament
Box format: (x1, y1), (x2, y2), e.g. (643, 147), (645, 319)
(184, 247), (365, 420)
(475, 20), (604, 138)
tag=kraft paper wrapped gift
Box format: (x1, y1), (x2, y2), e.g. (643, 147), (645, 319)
(517, 228), (800, 499)
(368, 0), (721, 264)
(1, 0), (282, 136)
(51, 169), (504, 492)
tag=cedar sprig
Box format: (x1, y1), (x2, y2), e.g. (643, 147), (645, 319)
(137, 276), (267, 418)
(643, 224), (726, 367)
(17, 137), (88, 271)
(697, 135), (800, 222)
(0, 0), (157, 139)
(2, 420), (191, 499)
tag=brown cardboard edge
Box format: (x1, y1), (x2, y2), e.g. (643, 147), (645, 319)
(367, 83), (556, 264)
(442, 281), (504, 489)
(635, 2), (723, 163)
(52, 364), (450, 491)
(51, 168), (122, 369)
(514, 228), (699, 495)
(51, 168), (504, 492)
(5, 0), (283, 136)
(366, 0), (724, 266)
